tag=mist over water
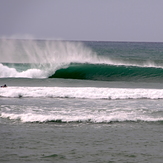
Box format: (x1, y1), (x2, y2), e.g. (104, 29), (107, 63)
(0, 39), (100, 78)
(0, 39), (95, 63)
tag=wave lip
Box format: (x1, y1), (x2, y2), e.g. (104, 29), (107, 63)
(1, 87), (163, 100)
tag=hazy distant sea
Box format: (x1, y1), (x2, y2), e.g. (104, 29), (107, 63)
(0, 39), (163, 163)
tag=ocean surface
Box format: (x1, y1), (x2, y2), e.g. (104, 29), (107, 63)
(0, 39), (163, 163)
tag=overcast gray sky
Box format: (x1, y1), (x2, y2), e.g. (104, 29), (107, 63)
(0, 0), (163, 42)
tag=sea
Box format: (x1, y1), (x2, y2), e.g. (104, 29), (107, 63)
(0, 39), (163, 163)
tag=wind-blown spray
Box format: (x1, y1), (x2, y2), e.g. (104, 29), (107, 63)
(0, 39), (100, 78)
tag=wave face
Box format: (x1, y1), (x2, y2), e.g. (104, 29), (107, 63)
(1, 40), (163, 82)
(50, 63), (163, 82)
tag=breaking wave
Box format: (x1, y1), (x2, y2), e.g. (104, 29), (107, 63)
(1, 39), (163, 82)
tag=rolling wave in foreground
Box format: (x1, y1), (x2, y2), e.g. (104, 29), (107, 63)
(1, 86), (163, 99)
(1, 39), (163, 82)
(1, 104), (163, 123)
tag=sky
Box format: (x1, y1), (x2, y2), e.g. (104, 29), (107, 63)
(0, 0), (163, 42)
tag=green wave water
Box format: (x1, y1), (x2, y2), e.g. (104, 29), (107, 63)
(50, 63), (163, 82)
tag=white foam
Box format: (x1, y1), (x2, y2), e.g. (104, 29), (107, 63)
(1, 106), (163, 123)
(1, 86), (163, 100)
(0, 63), (46, 78)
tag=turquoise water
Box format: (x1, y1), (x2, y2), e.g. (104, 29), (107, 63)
(0, 40), (163, 162)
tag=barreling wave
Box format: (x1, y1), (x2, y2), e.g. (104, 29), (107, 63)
(49, 63), (163, 82)
(1, 62), (163, 82)
(1, 39), (163, 81)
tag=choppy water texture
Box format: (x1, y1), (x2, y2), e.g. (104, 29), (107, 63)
(1, 40), (163, 162)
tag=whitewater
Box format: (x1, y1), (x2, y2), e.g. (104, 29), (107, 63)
(1, 86), (163, 100)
